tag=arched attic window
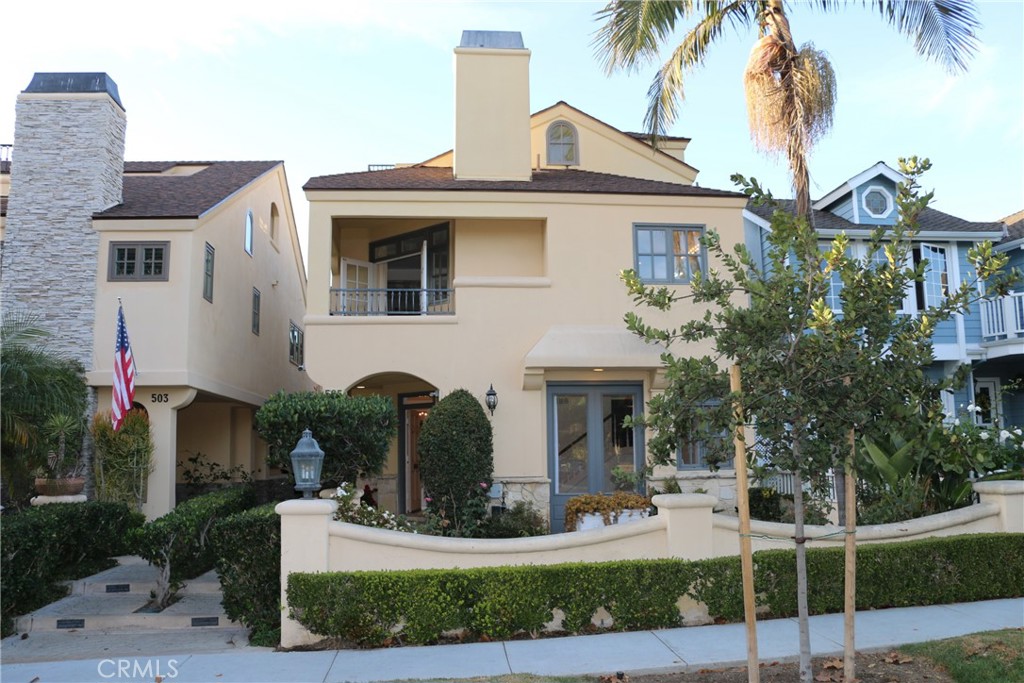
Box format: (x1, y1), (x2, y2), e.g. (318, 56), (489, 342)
(546, 121), (579, 166)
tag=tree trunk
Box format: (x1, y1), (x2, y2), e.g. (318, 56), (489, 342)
(82, 386), (97, 500)
(834, 467), (846, 526)
(792, 465), (813, 683)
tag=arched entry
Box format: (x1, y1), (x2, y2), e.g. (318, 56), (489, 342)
(348, 372), (437, 514)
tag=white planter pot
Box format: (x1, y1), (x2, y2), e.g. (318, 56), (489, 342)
(577, 508), (649, 531)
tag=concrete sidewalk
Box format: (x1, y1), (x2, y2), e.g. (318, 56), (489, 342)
(2, 598), (1021, 683)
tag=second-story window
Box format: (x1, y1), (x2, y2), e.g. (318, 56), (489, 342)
(109, 242), (170, 281)
(203, 243), (215, 302)
(546, 120), (579, 166)
(634, 225), (704, 284)
(289, 321), (304, 366)
(914, 243), (949, 309)
(251, 288), (261, 335)
(244, 211), (254, 256)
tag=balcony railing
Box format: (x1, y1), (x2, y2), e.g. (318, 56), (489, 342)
(329, 288), (455, 316)
(980, 291), (1024, 341)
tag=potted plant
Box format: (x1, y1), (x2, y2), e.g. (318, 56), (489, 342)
(34, 413), (86, 496)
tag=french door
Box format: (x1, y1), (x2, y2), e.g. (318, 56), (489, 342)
(547, 383), (645, 532)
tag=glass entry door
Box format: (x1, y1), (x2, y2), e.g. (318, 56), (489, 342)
(547, 383), (644, 532)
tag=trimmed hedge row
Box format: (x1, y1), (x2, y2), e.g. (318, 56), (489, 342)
(209, 502), (281, 646)
(132, 485), (256, 582)
(1, 502), (144, 636)
(287, 533), (1024, 647)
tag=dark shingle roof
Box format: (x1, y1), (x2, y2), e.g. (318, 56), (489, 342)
(748, 199), (1005, 235)
(304, 166), (743, 198)
(624, 131), (692, 143)
(1001, 210), (1024, 244)
(96, 161), (280, 219)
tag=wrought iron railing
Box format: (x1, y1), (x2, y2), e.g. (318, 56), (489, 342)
(329, 288), (455, 316)
(980, 291), (1024, 340)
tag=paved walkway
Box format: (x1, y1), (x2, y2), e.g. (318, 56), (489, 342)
(2, 598), (1021, 683)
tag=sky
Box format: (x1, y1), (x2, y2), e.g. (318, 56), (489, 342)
(3, 0), (1022, 264)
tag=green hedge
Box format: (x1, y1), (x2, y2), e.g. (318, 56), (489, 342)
(1, 502), (144, 636)
(287, 533), (1024, 647)
(209, 503), (281, 646)
(132, 485), (256, 582)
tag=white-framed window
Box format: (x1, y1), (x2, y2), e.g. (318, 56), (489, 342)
(634, 225), (705, 284)
(861, 186), (893, 219)
(244, 210), (254, 256)
(915, 243), (949, 309)
(973, 378), (1000, 427)
(546, 120), (579, 166)
(819, 241), (846, 312)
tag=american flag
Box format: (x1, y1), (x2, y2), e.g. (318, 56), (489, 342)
(112, 304), (137, 431)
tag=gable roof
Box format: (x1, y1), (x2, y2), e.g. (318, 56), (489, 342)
(96, 161), (281, 219)
(748, 199), (1005, 237)
(1001, 210), (1024, 247)
(304, 165), (743, 198)
(813, 161), (905, 211)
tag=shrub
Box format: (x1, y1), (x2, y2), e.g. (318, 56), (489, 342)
(332, 482), (414, 532)
(255, 391), (397, 486)
(1, 502), (143, 636)
(286, 533), (1023, 648)
(132, 485), (257, 607)
(563, 491), (652, 532)
(748, 486), (783, 522)
(417, 389), (493, 536)
(209, 503), (281, 646)
(92, 409), (155, 512)
(479, 501), (548, 538)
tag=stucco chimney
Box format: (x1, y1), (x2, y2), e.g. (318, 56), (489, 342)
(1, 72), (126, 369)
(453, 31), (531, 181)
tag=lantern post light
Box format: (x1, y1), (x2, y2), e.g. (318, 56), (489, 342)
(290, 428), (324, 499)
(485, 384), (498, 416)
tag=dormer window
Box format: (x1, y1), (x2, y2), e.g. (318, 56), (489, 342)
(861, 186), (893, 219)
(546, 121), (579, 166)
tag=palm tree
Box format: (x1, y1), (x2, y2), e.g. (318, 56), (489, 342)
(1, 309), (88, 505)
(595, 0), (980, 217)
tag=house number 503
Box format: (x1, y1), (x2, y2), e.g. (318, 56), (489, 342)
(151, 393), (170, 403)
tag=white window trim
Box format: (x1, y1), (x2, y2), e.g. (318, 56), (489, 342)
(546, 120), (579, 166)
(860, 185), (894, 219)
(244, 210), (254, 256)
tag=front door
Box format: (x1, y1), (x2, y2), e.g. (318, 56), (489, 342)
(399, 393), (434, 514)
(547, 383), (645, 532)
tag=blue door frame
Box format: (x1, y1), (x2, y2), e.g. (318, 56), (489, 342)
(547, 382), (645, 532)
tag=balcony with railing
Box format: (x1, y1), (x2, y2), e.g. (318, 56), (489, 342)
(329, 288), (455, 316)
(980, 291), (1024, 343)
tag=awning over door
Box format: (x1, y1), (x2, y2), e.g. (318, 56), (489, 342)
(522, 325), (667, 389)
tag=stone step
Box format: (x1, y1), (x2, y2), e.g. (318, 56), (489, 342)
(15, 593), (239, 633)
(69, 559), (222, 596)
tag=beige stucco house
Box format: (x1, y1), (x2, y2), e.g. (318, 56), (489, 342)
(303, 32), (748, 531)
(1, 73), (311, 519)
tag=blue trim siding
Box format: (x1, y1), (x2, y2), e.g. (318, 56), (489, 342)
(831, 195), (855, 222)
(852, 177), (898, 226)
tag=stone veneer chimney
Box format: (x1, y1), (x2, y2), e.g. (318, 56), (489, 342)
(1, 73), (126, 369)
(453, 31), (531, 182)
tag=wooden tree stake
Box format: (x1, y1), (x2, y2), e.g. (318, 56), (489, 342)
(730, 364), (760, 683)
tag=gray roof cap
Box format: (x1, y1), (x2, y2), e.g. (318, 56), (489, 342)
(23, 72), (124, 111)
(459, 31), (524, 49)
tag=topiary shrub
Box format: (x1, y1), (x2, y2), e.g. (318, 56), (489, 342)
(417, 388), (493, 536)
(209, 503), (281, 646)
(255, 391), (397, 487)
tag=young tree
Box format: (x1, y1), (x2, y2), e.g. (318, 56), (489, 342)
(595, 0), (979, 216)
(622, 157), (1015, 683)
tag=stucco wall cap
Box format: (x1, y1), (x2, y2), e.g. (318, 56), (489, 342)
(276, 499), (338, 516)
(973, 480), (1024, 495)
(652, 493), (718, 509)
(329, 515), (666, 553)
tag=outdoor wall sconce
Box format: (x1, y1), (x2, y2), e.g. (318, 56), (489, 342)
(290, 428), (324, 499)
(485, 384), (498, 416)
